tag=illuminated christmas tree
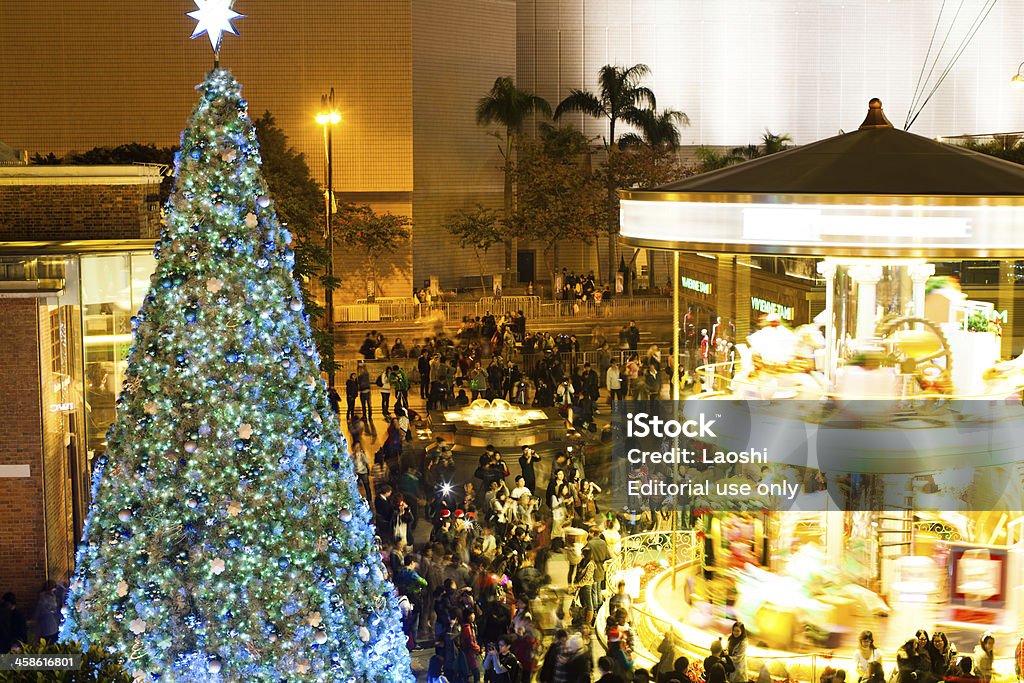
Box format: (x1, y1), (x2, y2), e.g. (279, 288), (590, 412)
(58, 8), (413, 680)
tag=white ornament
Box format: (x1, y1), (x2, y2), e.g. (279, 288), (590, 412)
(238, 423), (253, 439)
(296, 659), (310, 674)
(184, 440), (198, 454)
(289, 298), (303, 312)
(245, 212), (258, 228)
(257, 195), (271, 208)
(206, 277), (224, 294)
(186, 0), (245, 52)
(340, 509), (352, 523)
(226, 500), (242, 517)
(210, 558), (226, 575)
(314, 630), (328, 644)
(207, 658), (222, 674)
(144, 402), (158, 416)
(116, 581), (129, 597)
(129, 618), (148, 635)
(358, 626), (370, 642)
(118, 509), (132, 523)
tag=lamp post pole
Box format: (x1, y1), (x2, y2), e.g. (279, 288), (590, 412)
(317, 89), (341, 389)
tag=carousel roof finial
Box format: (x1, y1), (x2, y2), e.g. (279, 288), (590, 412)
(859, 98), (893, 130)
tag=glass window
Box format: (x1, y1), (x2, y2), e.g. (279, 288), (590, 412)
(130, 252), (156, 310)
(78, 252), (158, 457)
(80, 255), (133, 454)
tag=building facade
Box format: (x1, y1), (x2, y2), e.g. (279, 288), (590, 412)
(0, 166), (162, 608)
(3, 1), (515, 296)
(516, 0), (1024, 147)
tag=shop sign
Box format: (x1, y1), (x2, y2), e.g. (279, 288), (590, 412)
(49, 402), (75, 412)
(751, 296), (794, 320)
(681, 275), (711, 295)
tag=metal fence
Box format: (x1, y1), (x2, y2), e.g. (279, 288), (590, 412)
(596, 530), (700, 668)
(336, 349), (673, 389)
(335, 296), (674, 323)
(539, 297), (674, 319)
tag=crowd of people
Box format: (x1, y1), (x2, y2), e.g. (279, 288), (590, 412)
(558, 270), (612, 306)
(363, 423), (639, 682)
(0, 577), (68, 655)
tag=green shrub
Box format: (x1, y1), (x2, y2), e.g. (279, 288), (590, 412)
(967, 309), (992, 332)
(0, 639), (132, 683)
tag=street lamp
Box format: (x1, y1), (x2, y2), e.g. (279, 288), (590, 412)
(316, 89), (341, 388)
(1012, 61), (1024, 87)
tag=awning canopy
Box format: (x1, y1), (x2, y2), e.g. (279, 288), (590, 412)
(619, 100), (1024, 257)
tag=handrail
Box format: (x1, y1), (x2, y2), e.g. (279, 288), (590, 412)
(334, 296), (678, 323)
(611, 532), (1023, 683)
(692, 360), (1023, 402)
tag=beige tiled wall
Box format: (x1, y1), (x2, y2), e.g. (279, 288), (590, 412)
(410, 0), (515, 289)
(3, 1), (413, 193)
(4, 2), (518, 295)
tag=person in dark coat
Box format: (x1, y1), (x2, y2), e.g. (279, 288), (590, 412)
(581, 362), (600, 402)
(598, 655), (627, 683)
(552, 633), (592, 682)
(344, 372), (359, 421)
(518, 446), (540, 494)
(0, 592), (28, 654)
(626, 321), (641, 351)
(704, 640), (729, 683)
(418, 351), (432, 400)
(483, 636), (522, 683)
(374, 485), (396, 545)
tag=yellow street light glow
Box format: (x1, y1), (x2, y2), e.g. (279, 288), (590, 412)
(315, 111), (341, 125)
(1012, 61), (1024, 87)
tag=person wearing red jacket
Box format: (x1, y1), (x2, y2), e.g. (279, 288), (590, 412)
(461, 611), (483, 683)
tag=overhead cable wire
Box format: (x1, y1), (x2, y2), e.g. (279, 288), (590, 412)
(906, 0), (950, 129)
(906, 0), (998, 131)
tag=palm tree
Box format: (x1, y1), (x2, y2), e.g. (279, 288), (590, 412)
(731, 130), (793, 161)
(617, 108), (690, 149)
(697, 146), (747, 172)
(553, 64), (656, 149)
(476, 76), (552, 273)
(554, 63), (663, 281)
(761, 130), (792, 155)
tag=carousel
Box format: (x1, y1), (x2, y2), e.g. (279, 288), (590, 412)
(615, 100), (1024, 681)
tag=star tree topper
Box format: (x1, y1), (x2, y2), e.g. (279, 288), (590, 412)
(187, 0), (244, 53)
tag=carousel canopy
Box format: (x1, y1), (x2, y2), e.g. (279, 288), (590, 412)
(619, 100), (1024, 257)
